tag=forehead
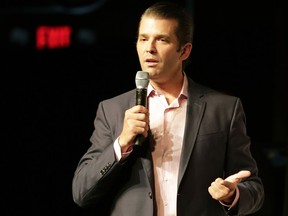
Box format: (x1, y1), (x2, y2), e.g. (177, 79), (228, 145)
(139, 16), (178, 36)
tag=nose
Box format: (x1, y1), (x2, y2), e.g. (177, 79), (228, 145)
(145, 40), (156, 54)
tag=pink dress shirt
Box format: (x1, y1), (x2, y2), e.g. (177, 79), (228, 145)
(147, 74), (188, 216)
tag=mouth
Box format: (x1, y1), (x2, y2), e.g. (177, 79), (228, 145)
(145, 58), (158, 67)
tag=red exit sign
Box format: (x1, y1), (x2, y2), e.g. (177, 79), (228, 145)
(36, 25), (72, 50)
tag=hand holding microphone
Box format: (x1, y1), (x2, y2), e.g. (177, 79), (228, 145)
(118, 71), (149, 150)
(135, 71), (149, 146)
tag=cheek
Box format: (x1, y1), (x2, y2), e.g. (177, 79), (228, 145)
(164, 51), (180, 63)
(136, 45), (144, 56)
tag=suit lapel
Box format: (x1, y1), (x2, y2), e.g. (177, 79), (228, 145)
(178, 78), (206, 186)
(141, 146), (154, 187)
(132, 138), (154, 191)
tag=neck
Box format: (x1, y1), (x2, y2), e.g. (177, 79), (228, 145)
(151, 72), (184, 104)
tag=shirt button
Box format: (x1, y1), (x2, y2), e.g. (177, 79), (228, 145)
(148, 192), (153, 199)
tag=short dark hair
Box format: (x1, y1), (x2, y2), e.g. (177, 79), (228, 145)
(139, 1), (194, 68)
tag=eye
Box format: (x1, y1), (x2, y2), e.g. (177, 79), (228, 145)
(138, 37), (147, 42)
(158, 37), (169, 43)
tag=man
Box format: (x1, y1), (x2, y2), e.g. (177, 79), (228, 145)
(72, 2), (264, 215)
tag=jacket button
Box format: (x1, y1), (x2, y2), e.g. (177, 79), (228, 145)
(148, 192), (152, 199)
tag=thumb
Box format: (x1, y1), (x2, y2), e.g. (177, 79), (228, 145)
(225, 170), (251, 183)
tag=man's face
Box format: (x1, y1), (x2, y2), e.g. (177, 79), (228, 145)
(136, 16), (184, 83)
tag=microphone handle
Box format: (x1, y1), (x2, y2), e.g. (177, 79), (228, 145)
(136, 88), (147, 106)
(135, 88), (147, 146)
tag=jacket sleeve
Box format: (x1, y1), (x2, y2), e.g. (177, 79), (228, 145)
(71, 100), (129, 208)
(224, 98), (265, 215)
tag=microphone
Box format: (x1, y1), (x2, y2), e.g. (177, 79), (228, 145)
(135, 71), (149, 146)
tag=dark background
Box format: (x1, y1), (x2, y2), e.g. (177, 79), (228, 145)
(1, 0), (287, 215)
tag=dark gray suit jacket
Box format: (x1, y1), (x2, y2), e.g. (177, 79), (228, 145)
(72, 77), (264, 216)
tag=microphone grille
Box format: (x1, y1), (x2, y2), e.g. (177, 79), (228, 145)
(135, 71), (149, 89)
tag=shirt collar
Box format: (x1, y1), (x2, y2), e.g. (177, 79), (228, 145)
(147, 72), (188, 98)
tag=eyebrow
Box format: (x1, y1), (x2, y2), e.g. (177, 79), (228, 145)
(138, 33), (170, 39)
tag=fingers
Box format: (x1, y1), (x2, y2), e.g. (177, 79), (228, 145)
(128, 105), (149, 136)
(225, 170), (251, 183)
(208, 170), (251, 202)
(208, 178), (234, 201)
(120, 105), (149, 146)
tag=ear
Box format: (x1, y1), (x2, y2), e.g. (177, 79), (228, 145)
(180, 43), (192, 60)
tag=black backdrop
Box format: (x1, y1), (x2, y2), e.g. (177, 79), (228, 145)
(1, 0), (287, 215)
